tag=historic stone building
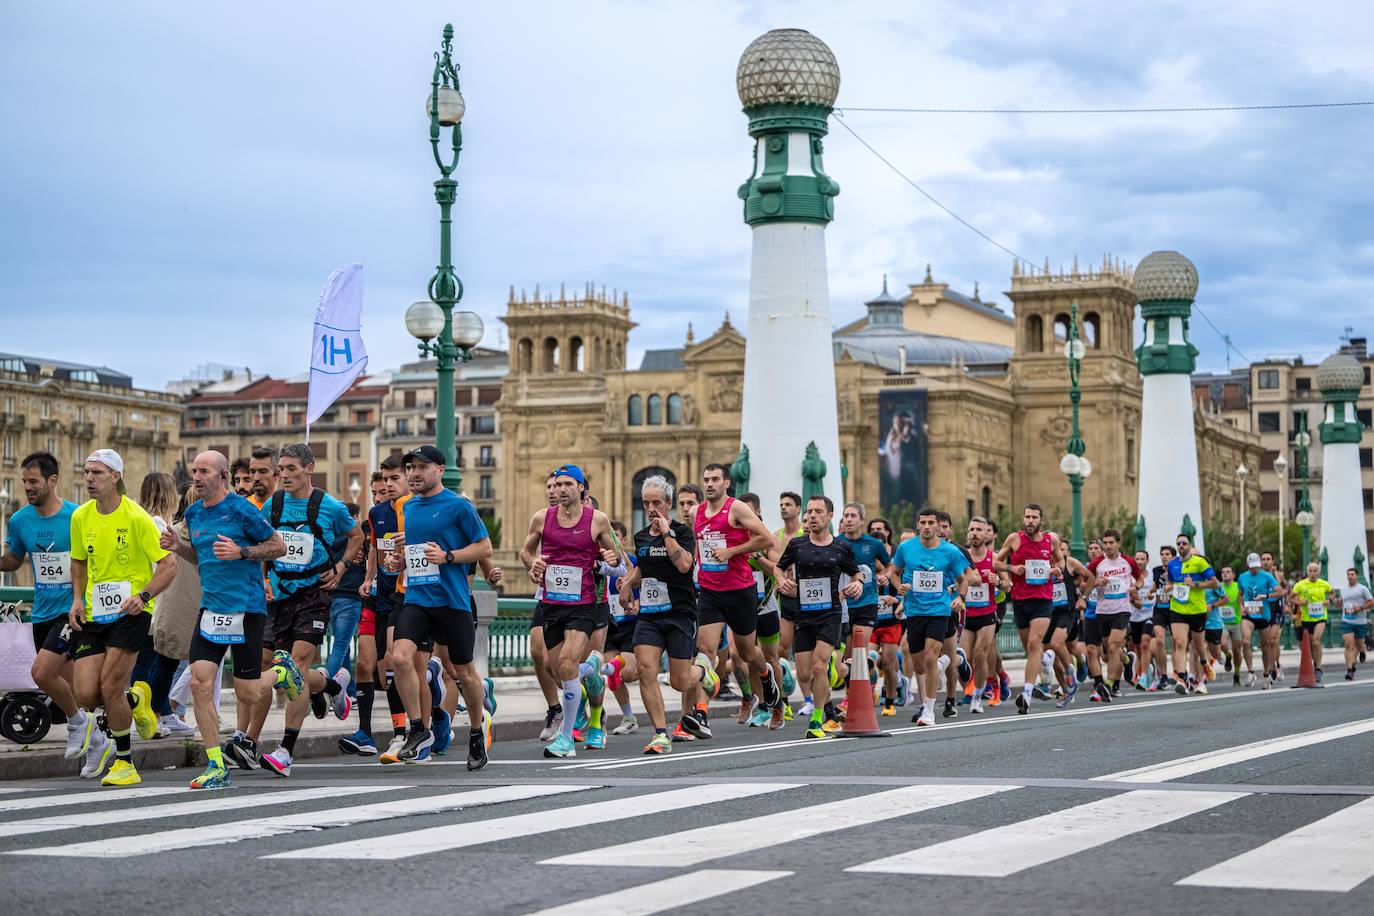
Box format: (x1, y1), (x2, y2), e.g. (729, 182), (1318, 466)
(493, 262), (1262, 592)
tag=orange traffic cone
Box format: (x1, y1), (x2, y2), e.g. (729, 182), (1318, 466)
(842, 630), (889, 737)
(1292, 625), (1322, 688)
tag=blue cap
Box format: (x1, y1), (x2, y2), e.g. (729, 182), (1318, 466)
(554, 464), (586, 487)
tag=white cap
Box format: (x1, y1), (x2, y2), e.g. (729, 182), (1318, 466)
(1246, 552), (1262, 568)
(85, 449), (124, 474)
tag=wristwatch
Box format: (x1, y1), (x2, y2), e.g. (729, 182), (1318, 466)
(137, 590), (153, 604)
(444, 549), (455, 565)
(240, 546), (250, 560)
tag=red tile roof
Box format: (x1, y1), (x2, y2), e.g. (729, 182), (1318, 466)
(188, 376), (382, 405)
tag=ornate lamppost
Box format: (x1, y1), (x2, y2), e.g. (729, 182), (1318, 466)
(1293, 413), (1316, 567)
(1059, 303), (1092, 561)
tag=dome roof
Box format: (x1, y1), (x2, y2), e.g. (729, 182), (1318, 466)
(737, 29), (840, 109)
(832, 325), (1011, 370)
(1134, 250), (1198, 302)
(1317, 352), (1363, 393)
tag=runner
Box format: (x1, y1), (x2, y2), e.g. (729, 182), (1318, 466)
(1086, 529), (1141, 701)
(774, 491), (806, 711)
(775, 495), (863, 738)
(385, 445), (494, 768)
(67, 450), (177, 786)
(890, 507), (970, 726)
(867, 518), (907, 715)
(960, 517), (1001, 714)
(934, 511), (972, 718)
(677, 484), (703, 525)
(1335, 567), (1373, 679)
(253, 443), (361, 776)
(1259, 551), (1289, 682)
(617, 474), (719, 754)
(1236, 553), (1281, 689)
(1128, 549), (1156, 689)
(600, 520), (641, 737)
(522, 464), (623, 759)
(739, 493), (785, 730)
(1149, 546), (1177, 691)
(1165, 533), (1220, 695)
(159, 450), (293, 789)
(1289, 562), (1333, 682)
(246, 446), (278, 510)
(230, 458), (253, 499)
(527, 471), (562, 742)
(0, 452), (85, 759)
(690, 464), (781, 739)
(994, 504), (1061, 715)
(1207, 566), (1244, 685)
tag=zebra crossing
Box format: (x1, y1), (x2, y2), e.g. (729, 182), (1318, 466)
(0, 776), (1370, 899)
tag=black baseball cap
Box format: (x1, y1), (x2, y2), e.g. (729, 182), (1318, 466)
(403, 445), (446, 467)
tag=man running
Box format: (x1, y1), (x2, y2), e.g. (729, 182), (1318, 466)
(994, 504), (1061, 714)
(1148, 545), (1177, 690)
(160, 451), (290, 788)
(1336, 568), (1373, 680)
(776, 496), (863, 738)
(889, 507), (970, 726)
(775, 491), (807, 713)
(1128, 549), (1156, 689)
(1236, 553), (1281, 688)
(961, 517), (1001, 714)
(0, 452), (85, 759)
(230, 458), (253, 498)
(1289, 562), (1333, 682)
(1087, 529), (1140, 700)
(738, 493), (785, 729)
(1207, 565), (1245, 686)
(67, 450), (177, 786)
(246, 446), (278, 510)
(1259, 551), (1288, 682)
(1166, 533), (1219, 695)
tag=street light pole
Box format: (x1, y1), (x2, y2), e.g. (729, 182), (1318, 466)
(1294, 413), (1316, 568)
(404, 23), (484, 495)
(1274, 452), (1288, 571)
(1236, 463), (1249, 533)
(1060, 303), (1091, 562)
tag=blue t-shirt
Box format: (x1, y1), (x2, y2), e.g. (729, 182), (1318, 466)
(892, 539), (970, 617)
(5, 501), (78, 622)
(1203, 590), (1224, 630)
(1237, 569), (1279, 620)
(400, 489), (489, 610)
(185, 494), (278, 615)
(843, 534), (891, 609)
(261, 491), (356, 596)
(368, 500), (401, 583)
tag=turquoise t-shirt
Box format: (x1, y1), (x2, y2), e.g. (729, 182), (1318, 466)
(186, 493), (278, 615)
(892, 539), (970, 617)
(261, 491), (356, 596)
(5, 501), (78, 622)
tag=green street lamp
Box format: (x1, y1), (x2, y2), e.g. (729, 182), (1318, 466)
(405, 23), (484, 494)
(1059, 302), (1092, 561)
(1293, 413), (1316, 567)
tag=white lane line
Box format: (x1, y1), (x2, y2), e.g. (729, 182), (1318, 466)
(0, 789), (32, 795)
(270, 782), (800, 860)
(0, 784), (397, 839)
(1095, 718), (1374, 783)
(543, 783), (1019, 868)
(849, 789), (1245, 876)
(562, 738), (854, 771)
(521, 869), (793, 915)
(292, 759), (554, 768)
(11, 784), (594, 858)
(0, 787), (188, 813)
(1177, 796), (1374, 892)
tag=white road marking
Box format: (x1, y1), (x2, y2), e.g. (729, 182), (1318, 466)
(848, 789), (1245, 876)
(521, 869), (793, 915)
(11, 784), (595, 858)
(271, 782), (800, 860)
(0, 787), (187, 813)
(543, 783), (1019, 867)
(1177, 796), (1374, 892)
(558, 737), (853, 771)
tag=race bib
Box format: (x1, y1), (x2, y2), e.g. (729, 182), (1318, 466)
(1243, 600), (1263, 616)
(405, 543), (438, 586)
(754, 570), (766, 601)
(379, 534), (397, 554)
(1052, 581), (1068, 606)
(1172, 583), (1191, 603)
(640, 577), (669, 613)
(544, 564), (583, 604)
(1103, 579), (1128, 600)
(700, 534), (727, 573)
(91, 580), (131, 624)
(32, 551), (71, 591)
(1024, 559), (1050, 585)
(913, 570), (943, 594)
(1220, 603), (1237, 622)
(199, 611), (245, 645)
(966, 583), (990, 606)
(799, 576), (832, 612)
(1306, 601), (1326, 620)
(277, 530), (315, 572)
(608, 591), (627, 619)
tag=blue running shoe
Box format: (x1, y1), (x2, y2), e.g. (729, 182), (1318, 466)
(1076, 657), (1089, 684)
(957, 647), (972, 683)
(780, 658), (796, 697)
(583, 650), (606, 696)
(543, 733), (576, 758)
(338, 729), (377, 756)
(1055, 676), (1080, 709)
(427, 658), (446, 709)
(585, 726), (606, 749)
(413, 743), (433, 764)
(998, 671), (1012, 702)
(483, 676), (496, 716)
(431, 708), (453, 755)
(748, 705), (771, 728)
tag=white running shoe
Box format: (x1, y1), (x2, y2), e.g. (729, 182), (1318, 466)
(64, 711), (91, 760)
(1042, 650), (1056, 670)
(610, 716), (639, 736)
(260, 745), (293, 777)
(970, 698), (983, 715)
(937, 654), (950, 676)
(798, 700), (815, 720)
(917, 705), (935, 727)
(330, 669), (352, 720)
(80, 730), (113, 779)
(158, 713), (196, 737)
(540, 708), (562, 742)
(1245, 671), (1257, 688)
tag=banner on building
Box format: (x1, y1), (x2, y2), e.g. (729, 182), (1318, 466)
(877, 389), (928, 512)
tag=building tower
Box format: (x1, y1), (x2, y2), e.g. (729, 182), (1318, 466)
(1133, 250), (1204, 561)
(735, 28), (842, 528)
(1316, 351), (1368, 582)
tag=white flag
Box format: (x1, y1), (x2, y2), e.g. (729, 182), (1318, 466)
(307, 263), (368, 428)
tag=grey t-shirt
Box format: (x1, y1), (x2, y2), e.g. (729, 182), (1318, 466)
(1337, 584), (1374, 624)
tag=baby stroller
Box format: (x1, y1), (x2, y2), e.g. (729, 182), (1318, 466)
(0, 602), (60, 744)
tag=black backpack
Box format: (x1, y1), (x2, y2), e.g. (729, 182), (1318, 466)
(269, 489), (334, 580)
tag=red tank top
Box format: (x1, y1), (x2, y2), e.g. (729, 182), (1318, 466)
(540, 505), (597, 604)
(966, 548), (996, 615)
(1010, 531), (1055, 601)
(694, 497), (754, 592)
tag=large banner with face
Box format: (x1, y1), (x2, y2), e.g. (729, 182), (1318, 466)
(877, 389), (928, 512)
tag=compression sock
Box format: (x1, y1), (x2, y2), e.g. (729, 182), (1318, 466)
(559, 679), (580, 740)
(588, 704), (603, 730)
(619, 697), (634, 717)
(112, 727), (132, 762)
(1093, 675), (1104, 688)
(206, 745), (225, 769)
(578, 662), (595, 679)
(281, 728), (300, 754)
(357, 682), (374, 734)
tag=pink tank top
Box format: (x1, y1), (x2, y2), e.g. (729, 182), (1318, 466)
(693, 497), (754, 592)
(540, 505), (597, 605)
(966, 549), (996, 615)
(1010, 531), (1055, 601)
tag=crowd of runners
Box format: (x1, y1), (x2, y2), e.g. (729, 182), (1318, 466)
(4, 448), (1372, 785)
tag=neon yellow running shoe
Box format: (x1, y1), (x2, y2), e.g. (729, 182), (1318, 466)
(129, 680), (158, 741)
(101, 759), (142, 787)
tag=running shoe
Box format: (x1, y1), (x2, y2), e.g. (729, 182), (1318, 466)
(540, 706), (562, 742)
(877, 703), (894, 718)
(483, 676), (497, 715)
(760, 665), (781, 708)
(1076, 657), (1089, 684)
(544, 733), (576, 758)
(998, 672), (1011, 702)
(805, 726), (832, 739)
(1174, 679), (1190, 696)
(330, 669), (352, 720)
(1346, 666), (1356, 681)
(782, 703), (794, 721)
(260, 746), (293, 777)
(671, 721), (696, 742)
(413, 743), (433, 764)
(970, 697), (983, 715)
(309, 689), (328, 720)
(747, 706), (770, 728)
(467, 717), (491, 771)
(339, 729), (377, 756)
(427, 658), (445, 708)
(612, 715), (640, 736)
(66, 711), (93, 760)
(1196, 680), (1209, 695)
(574, 694), (589, 732)
(942, 697), (957, 718)
(482, 709), (493, 750)
(80, 730), (113, 779)
(583, 650), (606, 695)
(898, 674), (913, 707)
(695, 653), (721, 699)
(780, 658), (796, 697)
(827, 655), (844, 690)
(1245, 671), (1257, 687)
(643, 732), (672, 754)
(398, 728), (434, 763)
(917, 706), (935, 727)
(223, 734), (260, 771)
(769, 703), (786, 730)
(1041, 649), (1055, 671)
(1361, 648), (1368, 664)
(691, 710), (713, 739)
(431, 708), (453, 755)
(737, 695), (757, 725)
(101, 759), (141, 787)
(573, 729), (585, 743)
(584, 726), (606, 749)
(379, 734), (406, 764)
(128, 680), (158, 740)
(1262, 676), (1272, 690)
(1094, 682), (1112, 703)
(1224, 651), (1234, 672)
(1124, 651), (1136, 683)
(822, 716), (843, 733)
(1233, 672), (1241, 687)
(798, 700), (815, 720)
(1015, 693), (1030, 715)
(1031, 685), (1051, 701)
(271, 651), (304, 701)
(190, 762), (231, 790)
(957, 648), (972, 683)
(158, 713), (196, 738)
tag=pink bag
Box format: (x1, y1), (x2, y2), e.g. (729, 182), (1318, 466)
(0, 604), (39, 691)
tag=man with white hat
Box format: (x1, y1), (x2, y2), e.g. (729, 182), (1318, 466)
(68, 449), (178, 786)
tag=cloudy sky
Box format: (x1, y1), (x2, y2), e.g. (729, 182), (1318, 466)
(3, 1), (1372, 390)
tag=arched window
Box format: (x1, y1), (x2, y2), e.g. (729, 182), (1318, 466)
(1053, 313), (1071, 343)
(631, 466), (677, 533)
(981, 486), (991, 519)
(666, 393), (683, 425)
(1083, 312), (1101, 349)
(568, 336), (585, 372)
(627, 395), (643, 426)
(517, 338), (533, 373)
(1026, 314), (1044, 353)
(647, 394), (663, 425)
(542, 337), (559, 373)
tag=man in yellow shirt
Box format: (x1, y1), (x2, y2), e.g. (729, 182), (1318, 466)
(68, 450), (177, 786)
(1290, 562), (1333, 682)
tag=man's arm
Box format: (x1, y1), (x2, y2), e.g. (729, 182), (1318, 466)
(430, 537), (493, 566)
(993, 532), (1020, 573)
(519, 511), (544, 570)
(727, 500), (774, 558)
(0, 548), (22, 574)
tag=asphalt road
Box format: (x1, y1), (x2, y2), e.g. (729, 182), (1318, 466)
(5, 672), (1374, 916)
